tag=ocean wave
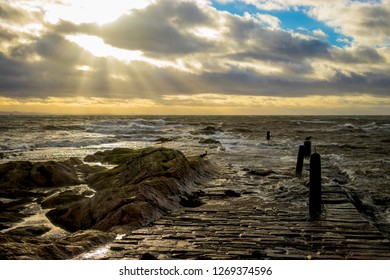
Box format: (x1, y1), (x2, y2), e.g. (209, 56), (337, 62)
(0, 138), (121, 152)
(42, 125), (84, 131)
(35, 138), (120, 148)
(0, 143), (34, 151)
(333, 122), (390, 131)
(85, 119), (167, 135)
(293, 119), (336, 125)
(361, 122), (390, 131)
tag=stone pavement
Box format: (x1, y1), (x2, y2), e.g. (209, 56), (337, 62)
(80, 159), (390, 260)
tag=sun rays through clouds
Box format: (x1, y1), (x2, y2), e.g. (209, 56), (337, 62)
(1, 0), (390, 114)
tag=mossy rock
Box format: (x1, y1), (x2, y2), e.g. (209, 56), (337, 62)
(84, 148), (136, 164)
(47, 147), (210, 232)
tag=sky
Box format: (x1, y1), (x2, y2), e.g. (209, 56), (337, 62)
(0, 0), (389, 115)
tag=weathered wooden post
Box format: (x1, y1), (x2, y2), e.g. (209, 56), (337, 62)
(266, 131), (271, 140)
(304, 140), (311, 157)
(295, 145), (305, 177)
(309, 152), (322, 218)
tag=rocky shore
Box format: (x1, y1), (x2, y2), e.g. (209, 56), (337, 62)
(0, 147), (211, 259)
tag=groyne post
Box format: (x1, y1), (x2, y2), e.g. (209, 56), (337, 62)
(309, 152), (322, 218)
(295, 145), (305, 177)
(266, 131), (271, 141)
(304, 140), (311, 157)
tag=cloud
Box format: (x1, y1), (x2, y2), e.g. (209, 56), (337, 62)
(331, 46), (385, 64)
(307, 0), (390, 46)
(0, 26), (17, 41)
(313, 29), (326, 38)
(254, 13), (281, 28)
(0, 2), (42, 24)
(0, 0), (389, 114)
(55, 0), (217, 56)
(217, 0), (390, 46)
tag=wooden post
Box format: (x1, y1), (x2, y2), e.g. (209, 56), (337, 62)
(309, 152), (322, 218)
(304, 140), (311, 157)
(266, 131), (271, 140)
(295, 145), (305, 177)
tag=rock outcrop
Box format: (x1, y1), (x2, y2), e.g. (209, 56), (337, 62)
(0, 160), (81, 194)
(47, 147), (208, 233)
(0, 147), (211, 259)
(0, 230), (115, 260)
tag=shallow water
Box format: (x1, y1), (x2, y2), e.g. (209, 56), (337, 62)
(1, 115), (390, 236)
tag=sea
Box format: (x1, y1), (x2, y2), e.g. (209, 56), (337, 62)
(1, 115), (390, 237)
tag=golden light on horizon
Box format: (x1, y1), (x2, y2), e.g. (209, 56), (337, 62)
(1, 94), (390, 115)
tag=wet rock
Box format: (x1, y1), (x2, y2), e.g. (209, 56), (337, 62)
(0, 160), (79, 190)
(64, 157), (106, 177)
(190, 126), (222, 136)
(64, 157), (84, 166)
(247, 169), (275, 177)
(85, 147), (195, 190)
(0, 161), (34, 190)
(0, 230), (115, 260)
(77, 164), (106, 177)
(332, 174), (348, 185)
(0, 211), (28, 225)
(83, 148), (137, 164)
(6, 225), (51, 237)
(30, 161), (80, 187)
(0, 224), (10, 231)
(140, 253), (158, 260)
(41, 190), (87, 209)
(0, 148), (211, 259)
(180, 195), (204, 208)
(47, 147), (209, 233)
(62, 230), (115, 247)
(83, 154), (102, 163)
(225, 190), (241, 197)
(82, 190), (95, 197)
(372, 196), (390, 206)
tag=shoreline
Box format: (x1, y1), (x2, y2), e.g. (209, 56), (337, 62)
(0, 147), (212, 259)
(1, 115), (390, 259)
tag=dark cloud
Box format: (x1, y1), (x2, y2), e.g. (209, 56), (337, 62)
(0, 31), (97, 98)
(223, 13), (330, 63)
(56, 0), (216, 56)
(102, 15), (209, 55)
(170, 0), (213, 27)
(0, 26), (17, 41)
(54, 20), (99, 35)
(359, 6), (390, 34)
(33, 33), (88, 64)
(0, 0), (389, 104)
(331, 46), (385, 64)
(327, 70), (390, 97)
(0, 53), (29, 85)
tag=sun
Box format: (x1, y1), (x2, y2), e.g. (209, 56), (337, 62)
(45, 0), (153, 62)
(66, 34), (143, 61)
(44, 0), (154, 25)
